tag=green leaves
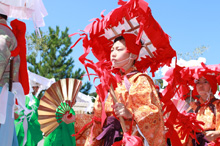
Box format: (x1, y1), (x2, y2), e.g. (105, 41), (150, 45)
(26, 26), (92, 97)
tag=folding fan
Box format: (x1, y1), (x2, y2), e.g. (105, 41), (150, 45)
(163, 98), (193, 122)
(172, 98), (192, 113)
(38, 78), (82, 136)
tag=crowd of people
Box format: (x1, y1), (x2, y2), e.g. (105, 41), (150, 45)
(1, 0), (220, 146)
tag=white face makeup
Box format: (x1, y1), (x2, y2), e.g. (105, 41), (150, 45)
(195, 77), (211, 101)
(110, 40), (136, 70)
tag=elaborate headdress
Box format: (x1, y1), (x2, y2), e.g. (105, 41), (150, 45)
(71, 0), (176, 76)
(161, 63), (220, 145)
(70, 0), (177, 144)
(70, 0), (176, 103)
(162, 63), (220, 101)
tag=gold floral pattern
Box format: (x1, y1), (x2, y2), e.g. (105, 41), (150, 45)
(84, 72), (166, 146)
(196, 99), (220, 131)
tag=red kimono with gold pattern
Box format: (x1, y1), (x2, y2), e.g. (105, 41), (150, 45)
(84, 72), (166, 146)
(182, 97), (220, 146)
(196, 98), (220, 132)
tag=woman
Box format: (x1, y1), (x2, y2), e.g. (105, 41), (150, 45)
(70, 1), (176, 145)
(84, 33), (166, 146)
(191, 76), (220, 145)
(162, 63), (220, 146)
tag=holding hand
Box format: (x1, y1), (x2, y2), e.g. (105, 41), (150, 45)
(62, 112), (76, 124)
(204, 130), (220, 142)
(14, 112), (19, 120)
(112, 102), (132, 119)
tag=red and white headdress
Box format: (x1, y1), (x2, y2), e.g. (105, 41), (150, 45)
(70, 0), (176, 126)
(161, 63), (220, 145)
(162, 63), (220, 102)
(71, 0), (176, 76)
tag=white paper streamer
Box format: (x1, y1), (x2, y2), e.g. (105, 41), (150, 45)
(12, 82), (33, 115)
(22, 116), (28, 146)
(12, 82), (33, 146)
(0, 83), (9, 124)
(136, 124), (149, 146)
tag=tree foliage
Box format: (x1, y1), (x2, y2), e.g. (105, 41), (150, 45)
(26, 26), (91, 96)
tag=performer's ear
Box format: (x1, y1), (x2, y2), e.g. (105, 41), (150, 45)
(131, 54), (137, 60)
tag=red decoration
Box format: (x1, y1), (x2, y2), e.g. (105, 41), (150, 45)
(70, 1), (176, 145)
(10, 19), (29, 95)
(161, 63), (220, 145)
(70, 0), (176, 77)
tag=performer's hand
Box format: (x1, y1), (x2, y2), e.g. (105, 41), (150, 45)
(164, 126), (169, 134)
(112, 102), (132, 119)
(204, 130), (220, 142)
(62, 112), (76, 124)
(14, 112), (19, 120)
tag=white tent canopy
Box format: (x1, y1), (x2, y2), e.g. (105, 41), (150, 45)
(28, 70), (55, 97)
(74, 92), (95, 114)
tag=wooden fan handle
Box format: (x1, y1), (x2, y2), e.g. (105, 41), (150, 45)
(109, 84), (126, 133)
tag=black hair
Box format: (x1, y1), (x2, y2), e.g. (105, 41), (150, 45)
(113, 35), (144, 65)
(113, 36), (125, 43)
(113, 35), (144, 45)
(0, 14), (7, 20)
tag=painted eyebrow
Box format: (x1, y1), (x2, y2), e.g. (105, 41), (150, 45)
(111, 46), (119, 50)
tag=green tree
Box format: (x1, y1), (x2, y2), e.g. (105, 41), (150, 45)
(154, 79), (164, 89)
(89, 92), (97, 103)
(26, 26), (91, 97)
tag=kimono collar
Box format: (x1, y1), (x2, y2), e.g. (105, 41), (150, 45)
(120, 66), (138, 77)
(119, 66), (139, 91)
(195, 96), (218, 115)
(198, 95), (214, 106)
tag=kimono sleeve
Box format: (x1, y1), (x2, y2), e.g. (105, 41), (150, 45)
(84, 95), (103, 146)
(215, 100), (220, 131)
(128, 74), (165, 145)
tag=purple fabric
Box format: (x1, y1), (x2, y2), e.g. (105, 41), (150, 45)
(192, 132), (210, 146)
(96, 116), (123, 146)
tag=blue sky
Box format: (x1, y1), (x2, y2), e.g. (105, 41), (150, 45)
(23, 0), (220, 93)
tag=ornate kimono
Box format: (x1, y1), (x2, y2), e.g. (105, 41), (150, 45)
(195, 97), (220, 132)
(0, 19), (18, 146)
(181, 97), (220, 146)
(0, 19), (18, 84)
(84, 71), (166, 146)
(194, 97), (220, 145)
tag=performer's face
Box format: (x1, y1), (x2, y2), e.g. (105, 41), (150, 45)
(195, 77), (211, 97)
(110, 40), (131, 68)
(32, 86), (39, 96)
